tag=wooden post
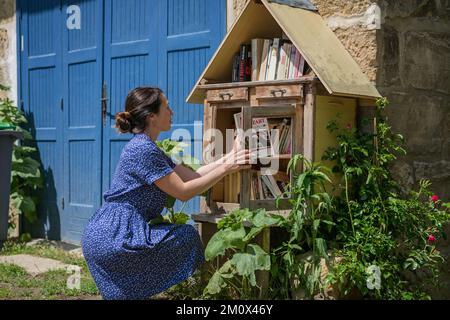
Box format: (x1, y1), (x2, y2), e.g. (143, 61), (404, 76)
(303, 83), (316, 162)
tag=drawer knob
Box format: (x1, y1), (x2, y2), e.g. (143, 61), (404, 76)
(219, 92), (234, 100)
(270, 89), (287, 97)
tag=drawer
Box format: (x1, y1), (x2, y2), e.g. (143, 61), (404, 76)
(206, 87), (248, 103)
(255, 84), (303, 100)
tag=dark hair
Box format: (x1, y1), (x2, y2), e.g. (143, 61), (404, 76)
(115, 87), (164, 134)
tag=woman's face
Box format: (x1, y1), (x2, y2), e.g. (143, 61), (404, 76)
(149, 94), (173, 132)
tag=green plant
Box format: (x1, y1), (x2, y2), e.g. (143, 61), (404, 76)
(153, 139), (203, 225)
(0, 86), (43, 228)
(202, 208), (282, 299)
(270, 155), (335, 299)
(322, 98), (450, 299)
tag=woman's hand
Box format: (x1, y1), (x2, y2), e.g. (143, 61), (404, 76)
(220, 136), (253, 174)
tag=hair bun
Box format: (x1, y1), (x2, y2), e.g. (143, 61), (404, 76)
(115, 111), (133, 133)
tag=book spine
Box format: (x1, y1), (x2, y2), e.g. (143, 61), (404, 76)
(298, 54), (306, 77)
(259, 40), (270, 81)
(246, 46), (252, 81)
(283, 125), (292, 154)
(232, 54), (239, 82)
(266, 38), (279, 81)
(239, 44), (246, 82)
(293, 48), (301, 78)
(276, 43), (288, 80)
(284, 43), (292, 80)
(288, 45), (296, 79)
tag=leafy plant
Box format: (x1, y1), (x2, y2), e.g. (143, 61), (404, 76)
(0, 86), (43, 228)
(154, 139), (202, 225)
(270, 155), (335, 299)
(322, 98), (450, 299)
(202, 208), (282, 299)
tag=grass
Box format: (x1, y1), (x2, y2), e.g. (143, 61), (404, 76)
(0, 239), (101, 300)
(0, 239), (205, 300)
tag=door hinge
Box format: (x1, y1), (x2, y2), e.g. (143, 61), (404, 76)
(101, 83), (108, 126)
(60, 98), (64, 111)
(61, 197), (65, 210)
(21, 35), (24, 52)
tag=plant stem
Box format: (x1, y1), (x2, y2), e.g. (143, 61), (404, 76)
(345, 172), (356, 237)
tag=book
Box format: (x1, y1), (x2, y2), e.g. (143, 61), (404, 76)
(239, 44), (247, 82)
(295, 52), (306, 78)
(259, 39), (272, 81)
(252, 117), (274, 158)
(266, 38), (280, 81)
(288, 45), (297, 79)
(234, 112), (242, 130)
(246, 47), (252, 81)
(284, 43), (292, 80)
(232, 54), (240, 82)
(276, 42), (289, 80)
(251, 39), (265, 81)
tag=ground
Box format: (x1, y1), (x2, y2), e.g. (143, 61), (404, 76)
(0, 239), (101, 300)
(0, 238), (202, 300)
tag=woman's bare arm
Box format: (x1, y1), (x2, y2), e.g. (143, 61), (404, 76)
(173, 158), (225, 182)
(155, 166), (228, 202)
(155, 148), (251, 202)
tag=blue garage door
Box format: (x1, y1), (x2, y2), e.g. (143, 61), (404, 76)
(18, 0), (226, 244)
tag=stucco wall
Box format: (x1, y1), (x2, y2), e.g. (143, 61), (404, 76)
(0, 0), (17, 104)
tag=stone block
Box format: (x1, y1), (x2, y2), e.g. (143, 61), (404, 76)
(378, 25), (400, 87)
(403, 31), (450, 94)
(383, 93), (447, 156)
(381, 0), (450, 19)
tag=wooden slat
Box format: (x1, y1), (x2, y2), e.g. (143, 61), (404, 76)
(303, 83), (316, 162)
(255, 84), (303, 100)
(250, 105), (296, 118)
(206, 87), (249, 103)
(241, 106), (253, 209)
(199, 77), (317, 90)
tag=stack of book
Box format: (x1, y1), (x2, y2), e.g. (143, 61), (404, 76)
(270, 118), (292, 155)
(232, 33), (311, 83)
(234, 112), (292, 156)
(251, 171), (289, 200)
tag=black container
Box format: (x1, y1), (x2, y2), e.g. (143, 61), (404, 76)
(0, 131), (23, 248)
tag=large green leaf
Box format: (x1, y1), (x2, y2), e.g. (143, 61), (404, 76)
(230, 244), (270, 286)
(203, 260), (235, 296)
(205, 226), (246, 260)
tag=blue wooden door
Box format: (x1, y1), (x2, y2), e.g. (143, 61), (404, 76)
(19, 0), (226, 243)
(101, 0), (159, 193)
(103, 0), (226, 216)
(61, 0), (104, 243)
(156, 0), (226, 214)
(18, 0), (64, 239)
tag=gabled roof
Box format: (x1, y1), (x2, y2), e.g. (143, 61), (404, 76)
(186, 0), (381, 104)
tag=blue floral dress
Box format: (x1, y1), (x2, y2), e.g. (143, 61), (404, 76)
(81, 133), (205, 300)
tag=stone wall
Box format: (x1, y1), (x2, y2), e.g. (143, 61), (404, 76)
(233, 0), (450, 200)
(0, 0), (17, 103)
(233, 0), (450, 298)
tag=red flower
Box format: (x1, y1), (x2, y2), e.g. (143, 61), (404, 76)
(431, 195), (439, 202)
(346, 123), (352, 130)
(428, 235), (436, 242)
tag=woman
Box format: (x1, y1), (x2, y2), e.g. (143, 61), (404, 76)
(81, 87), (250, 300)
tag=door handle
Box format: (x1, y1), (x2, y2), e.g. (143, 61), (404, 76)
(101, 83), (108, 126)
